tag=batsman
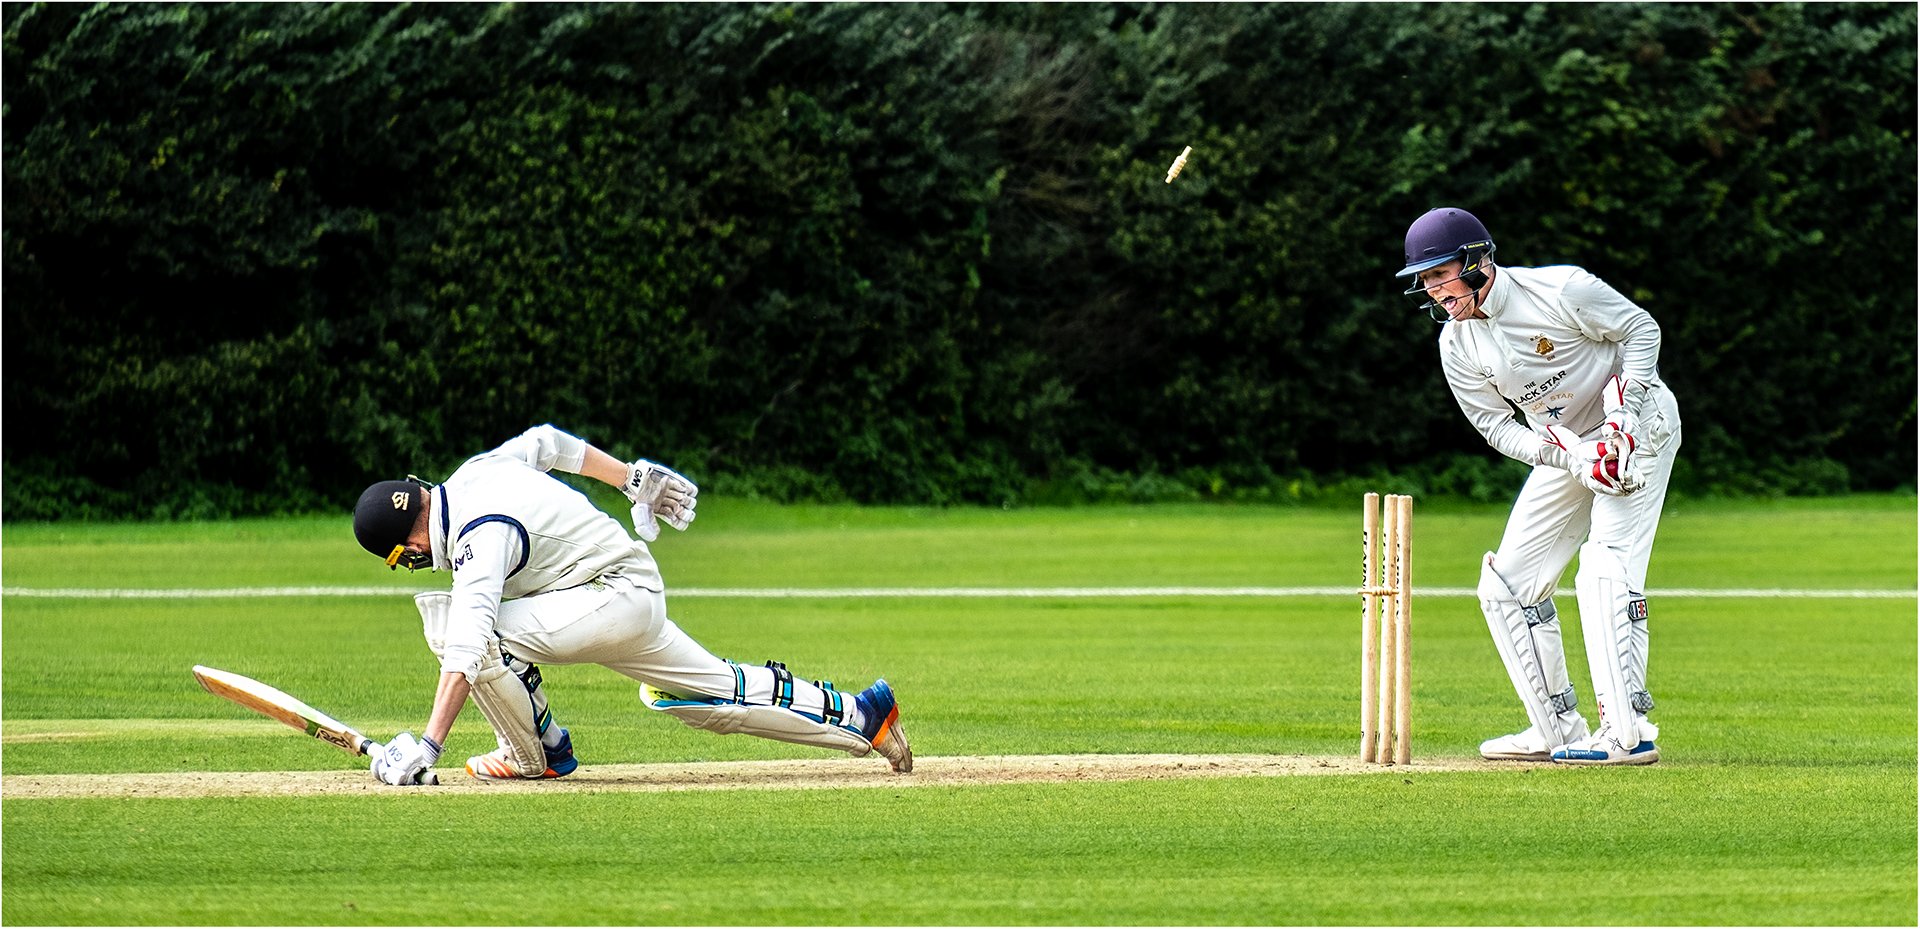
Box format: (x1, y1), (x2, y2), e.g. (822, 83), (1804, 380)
(350, 424), (911, 786)
(1398, 208), (1682, 765)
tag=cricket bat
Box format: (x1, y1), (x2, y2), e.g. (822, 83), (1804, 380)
(191, 664), (438, 785)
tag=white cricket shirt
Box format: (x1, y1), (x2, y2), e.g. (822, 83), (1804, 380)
(1437, 264), (1669, 465)
(427, 425), (662, 679)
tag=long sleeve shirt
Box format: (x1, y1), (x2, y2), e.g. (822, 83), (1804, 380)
(1437, 264), (1674, 464)
(426, 425), (662, 680)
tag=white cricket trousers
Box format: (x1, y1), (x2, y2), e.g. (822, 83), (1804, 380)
(491, 574), (740, 700)
(1490, 403), (1684, 601)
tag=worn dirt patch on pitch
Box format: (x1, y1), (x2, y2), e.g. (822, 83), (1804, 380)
(3, 753), (1513, 800)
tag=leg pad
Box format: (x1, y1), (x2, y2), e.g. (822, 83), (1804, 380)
(1479, 555), (1584, 747)
(643, 685), (871, 757)
(1575, 542), (1654, 742)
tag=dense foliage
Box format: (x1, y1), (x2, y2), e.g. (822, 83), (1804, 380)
(5, 3), (1913, 517)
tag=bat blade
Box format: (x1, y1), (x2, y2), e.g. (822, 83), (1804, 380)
(192, 664), (373, 757)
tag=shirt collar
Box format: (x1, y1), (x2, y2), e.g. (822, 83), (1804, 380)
(428, 485), (451, 571)
(1478, 265), (1512, 321)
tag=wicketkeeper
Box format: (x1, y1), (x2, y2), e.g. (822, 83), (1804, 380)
(1397, 207), (1682, 765)
(349, 424), (912, 785)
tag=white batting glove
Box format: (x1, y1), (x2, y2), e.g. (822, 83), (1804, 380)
(629, 502), (661, 542)
(623, 459), (698, 541)
(1541, 425), (1638, 496)
(369, 732), (440, 787)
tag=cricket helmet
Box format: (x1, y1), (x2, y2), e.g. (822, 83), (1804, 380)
(1396, 207), (1497, 319)
(353, 477), (433, 571)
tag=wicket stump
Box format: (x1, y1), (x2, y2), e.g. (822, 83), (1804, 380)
(1359, 492), (1412, 765)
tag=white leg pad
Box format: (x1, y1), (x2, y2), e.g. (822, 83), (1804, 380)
(467, 642), (551, 777)
(1479, 555), (1583, 747)
(1575, 542), (1653, 743)
(416, 591), (452, 657)
(643, 685), (872, 757)
(421, 590), (550, 775)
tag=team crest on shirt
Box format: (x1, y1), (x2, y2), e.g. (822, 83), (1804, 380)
(1532, 336), (1556, 359)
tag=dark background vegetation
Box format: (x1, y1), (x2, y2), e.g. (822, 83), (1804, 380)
(4, 3), (1913, 518)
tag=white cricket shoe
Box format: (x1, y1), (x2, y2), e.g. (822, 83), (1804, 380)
(1479, 714), (1590, 761)
(1552, 718), (1660, 766)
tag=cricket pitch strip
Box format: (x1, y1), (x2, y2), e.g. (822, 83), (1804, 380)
(4, 753), (1512, 799)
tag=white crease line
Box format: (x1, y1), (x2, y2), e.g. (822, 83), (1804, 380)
(0, 585), (1912, 599)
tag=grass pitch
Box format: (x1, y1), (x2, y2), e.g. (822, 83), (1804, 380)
(3, 495), (1915, 925)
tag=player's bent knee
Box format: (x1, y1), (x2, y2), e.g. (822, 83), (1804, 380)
(1477, 555), (1517, 605)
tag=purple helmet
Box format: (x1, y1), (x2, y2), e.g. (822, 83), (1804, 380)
(1396, 207), (1496, 279)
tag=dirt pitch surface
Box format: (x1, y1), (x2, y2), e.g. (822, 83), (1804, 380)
(4, 753), (1515, 800)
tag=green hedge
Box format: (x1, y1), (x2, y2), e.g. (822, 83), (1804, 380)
(4, 3), (1913, 518)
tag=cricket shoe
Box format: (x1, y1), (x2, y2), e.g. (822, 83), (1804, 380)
(854, 679), (913, 773)
(1552, 718), (1659, 766)
(465, 727), (579, 781)
(1479, 714), (1590, 761)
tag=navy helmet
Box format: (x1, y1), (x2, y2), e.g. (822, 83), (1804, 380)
(1397, 207), (1495, 277)
(1397, 208), (1497, 319)
(353, 477), (433, 571)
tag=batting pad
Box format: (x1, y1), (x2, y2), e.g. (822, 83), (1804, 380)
(417, 591), (555, 776)
(416, 590), (452, 657)
(467, 641), (549, 777)
(642, 685), (872, 757)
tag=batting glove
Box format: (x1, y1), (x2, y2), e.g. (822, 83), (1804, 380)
(370, 732), (441, 787)
(623, 459), (699, 542)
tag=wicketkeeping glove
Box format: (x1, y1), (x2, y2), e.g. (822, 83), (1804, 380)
(370, 732), (441, 786)
(1599, 375), (1641, 479)
(623, 459), (699, 543)
(1541, 425), (1640, 496)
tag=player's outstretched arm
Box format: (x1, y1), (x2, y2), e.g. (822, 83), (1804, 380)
(506, 425), (699, 541)
(602, 448), (697, 542)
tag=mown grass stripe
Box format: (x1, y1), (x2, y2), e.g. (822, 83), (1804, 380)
(0, 585), (1911, 599)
